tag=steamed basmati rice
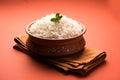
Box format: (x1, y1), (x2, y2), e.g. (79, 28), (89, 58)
(29, 13), (83, 39)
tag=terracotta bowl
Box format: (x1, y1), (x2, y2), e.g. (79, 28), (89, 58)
(26, 23), (87, 57)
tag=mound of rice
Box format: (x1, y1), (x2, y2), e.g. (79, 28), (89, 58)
(29, 13), (83, 39)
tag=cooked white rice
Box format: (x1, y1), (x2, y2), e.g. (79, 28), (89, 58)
(29, 13), (83, 39)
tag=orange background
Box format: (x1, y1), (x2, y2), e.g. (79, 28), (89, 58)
(0, 0), (120, 80)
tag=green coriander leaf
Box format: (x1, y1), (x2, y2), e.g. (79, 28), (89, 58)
(56, 13), (60, 18)
(50, 13), (63, 23)
(51, 18), (56, 22)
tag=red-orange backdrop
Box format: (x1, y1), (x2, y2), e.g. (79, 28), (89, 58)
(0, 0), (120, 80)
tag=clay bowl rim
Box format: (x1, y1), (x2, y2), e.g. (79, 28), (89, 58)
(25, 22), (87, 41)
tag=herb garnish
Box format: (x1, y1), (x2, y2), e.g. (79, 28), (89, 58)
(50, 13), (63, 23)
